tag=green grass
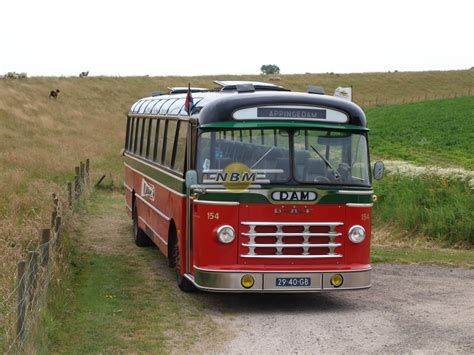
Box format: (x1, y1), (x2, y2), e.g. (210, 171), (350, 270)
(373, 174), (473, 245)
(372, 246), (474, 268)
(367, 96), (474, 169)
(37, 191), (220, 354)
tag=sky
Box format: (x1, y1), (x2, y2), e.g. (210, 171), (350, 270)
(0, 0), (473, 76)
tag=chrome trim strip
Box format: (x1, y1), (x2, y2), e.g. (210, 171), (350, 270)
(124, 182), (133, 192)
(346, 203), (373, 207)
(191, 267), (371, 292)
(124, 152), (185, 182)
(242, 232), (341, 237)
(337, 190), (374, 195)
(242, 243), (341, 248)
(193, 200), (240, 206)
(240, 254), (342, 259)
(135, 194), (171, 221)
(138, 216), (168, 246)
(241, 222), (343, 227)
(193, 265), (373, 273)
(124, 162), (186, 197)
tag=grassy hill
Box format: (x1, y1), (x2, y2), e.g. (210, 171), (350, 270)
(367, 96), (474, 169)
(0, 70), (473, 309)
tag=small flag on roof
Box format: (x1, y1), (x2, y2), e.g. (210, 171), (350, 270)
(334, 87), (352, 101)
(184, 83), (195, 116)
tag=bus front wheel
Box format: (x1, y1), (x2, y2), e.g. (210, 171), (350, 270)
(132, 199), (152, 247)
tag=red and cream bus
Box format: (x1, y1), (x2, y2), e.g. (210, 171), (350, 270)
(123, 81), (384, 292)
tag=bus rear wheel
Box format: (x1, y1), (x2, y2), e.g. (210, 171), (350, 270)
(173, 236), (195, 292)
(132, 199), (152, 247)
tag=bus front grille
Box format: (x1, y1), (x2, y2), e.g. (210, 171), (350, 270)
(240, 221), (343, 259)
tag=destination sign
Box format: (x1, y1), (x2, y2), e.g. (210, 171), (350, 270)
(233, 106), (348, 123)
(258, 107), (326, 119)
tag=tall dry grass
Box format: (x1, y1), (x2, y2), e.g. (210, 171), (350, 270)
(0, 70), (473, 314)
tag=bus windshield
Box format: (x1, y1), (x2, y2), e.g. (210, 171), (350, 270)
(197, 128), (370, 186)
(197, 129), (291, 184)
(293, 129), (370, 186)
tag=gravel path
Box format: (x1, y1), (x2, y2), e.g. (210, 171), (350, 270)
(191, 264), (474, 354)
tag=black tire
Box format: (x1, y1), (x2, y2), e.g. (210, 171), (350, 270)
(172, 231), (195, 292)
(132, 199), (152, 247)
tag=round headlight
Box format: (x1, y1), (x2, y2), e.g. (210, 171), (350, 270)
(348, 225), (366, 244)
(216, 225), (235, 244)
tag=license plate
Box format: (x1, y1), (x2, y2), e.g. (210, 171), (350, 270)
(276, 277), (311, 287)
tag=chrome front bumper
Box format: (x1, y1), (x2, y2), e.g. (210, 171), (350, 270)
(187, 266), (372, 292)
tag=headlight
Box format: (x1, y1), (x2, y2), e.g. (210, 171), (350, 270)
(348, 225), (366, 244)
(216, 225), (235, 244)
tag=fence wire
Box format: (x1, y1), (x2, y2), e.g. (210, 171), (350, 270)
(1, 160), (91, 353)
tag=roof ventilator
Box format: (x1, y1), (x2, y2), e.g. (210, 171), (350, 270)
(236, 83), (255, 93)
(307, 85), (325, 95)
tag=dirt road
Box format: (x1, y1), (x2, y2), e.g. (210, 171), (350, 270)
(199, 264), (474, 354)
(63, 191), (474, 354)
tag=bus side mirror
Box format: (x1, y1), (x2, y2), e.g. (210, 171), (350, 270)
(373, 161), (384, 180)
(185, 170), (198, 189)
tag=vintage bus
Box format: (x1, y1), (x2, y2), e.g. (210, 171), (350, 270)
(123, 81), (384, 292)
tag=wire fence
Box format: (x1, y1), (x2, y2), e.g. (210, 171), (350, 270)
(357, 89), (473, 108)
(1, 159), (92, 354)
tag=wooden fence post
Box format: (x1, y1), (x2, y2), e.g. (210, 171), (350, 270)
(40, 229), (51, 268)
(85, 159), (90, 188)
(74, 166), (80, 201)
(16, 261), (27, 345)
(51, 210), (57, 229)
(27, 251), (39, 307)
(67, 182), (72, 209)
(80, 162), (85, 189)
(55, 216), (62, 245)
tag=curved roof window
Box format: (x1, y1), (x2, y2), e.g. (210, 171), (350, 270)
(144, 99), (159, 114)
(130, 99), (144, 113)
(136, 99), (152, 114)
(149, 99), (164, 114)
(159, 99), (177, 115)
(140, 100), (155, 114)
(167, 98), (186, 115)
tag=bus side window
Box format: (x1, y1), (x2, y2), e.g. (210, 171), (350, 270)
(165, 120), (178, 167)
(128, 117), (135, 151)
(139, 118), (148, 156)
(133, 118), (142, 154)
(145, 119), (154, 159)
(174, 121), (188, 172)
(153, 119), (162, 163)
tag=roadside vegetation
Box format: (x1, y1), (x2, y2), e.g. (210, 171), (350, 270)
(372, 174), (473, 246)
(38, 191), (222, 353)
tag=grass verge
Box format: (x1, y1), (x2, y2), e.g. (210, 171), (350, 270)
(373, 174), (473, 246)
(37, 190), (220, 353)
(372, 246), (474, 268)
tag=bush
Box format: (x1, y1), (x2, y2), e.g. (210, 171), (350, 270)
(373, 174), (473, 246)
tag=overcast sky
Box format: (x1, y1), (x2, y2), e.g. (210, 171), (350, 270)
(1, 0), (472, 76)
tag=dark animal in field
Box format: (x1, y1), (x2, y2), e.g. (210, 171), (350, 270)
(79, 71), (89, 77)
(49, 89), (60, 99)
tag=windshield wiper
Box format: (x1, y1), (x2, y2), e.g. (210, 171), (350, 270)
(251, 146), (275, 169)
(310, 145), (340, 180)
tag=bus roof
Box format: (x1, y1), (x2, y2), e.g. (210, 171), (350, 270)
(128, 84), (366, 128)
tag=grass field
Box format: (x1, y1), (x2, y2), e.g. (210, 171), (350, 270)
(367, 96), (474, 169)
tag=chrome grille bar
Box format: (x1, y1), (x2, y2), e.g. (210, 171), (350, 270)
(242, 243), (341, 248)
(240, 221), (344, 259)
